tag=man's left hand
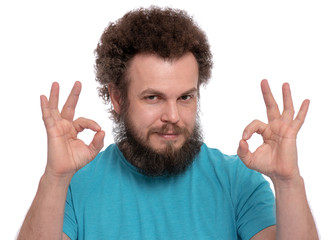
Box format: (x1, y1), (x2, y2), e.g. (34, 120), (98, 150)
(237, 79), (310, 183)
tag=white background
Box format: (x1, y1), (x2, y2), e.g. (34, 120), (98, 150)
(1, 0), (335, 239)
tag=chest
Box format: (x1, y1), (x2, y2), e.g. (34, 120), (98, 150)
(73, 172), (238, 240)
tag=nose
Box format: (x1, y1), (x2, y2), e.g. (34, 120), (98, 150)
(160, 101), (180, 124)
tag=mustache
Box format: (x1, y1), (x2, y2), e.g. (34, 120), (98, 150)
(147, 124), (189, 137)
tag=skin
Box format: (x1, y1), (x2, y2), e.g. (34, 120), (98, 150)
(17, 53), (318, 240)
(109, 52), (199, 154)
(238, 80), (309, 181)
(239, 80), (318, 239)
(18, 81), (105, 240)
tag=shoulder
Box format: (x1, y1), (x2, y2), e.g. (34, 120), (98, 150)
(198, 143), (245, 174)
(69, 144), (118, 186)
(197, 143), (270, 189)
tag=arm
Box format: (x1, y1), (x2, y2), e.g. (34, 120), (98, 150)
(17, 82), (105, 240)
(237, 80), (318, 240)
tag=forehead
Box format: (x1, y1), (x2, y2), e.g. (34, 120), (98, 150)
(127, 52), (199, 94)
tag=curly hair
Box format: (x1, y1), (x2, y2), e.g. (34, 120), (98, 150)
(94, 6), (213, 117)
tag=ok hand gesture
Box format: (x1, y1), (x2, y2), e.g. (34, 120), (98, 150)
(237, 80), (310, 183)
(40, 82), (105, 179)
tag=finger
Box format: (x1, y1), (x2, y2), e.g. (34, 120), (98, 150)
(292, 99), (310, 131)
(89, 130), (105, 156)
(73, 117), (101, 133)
(237, 139), (253, 165)
(282, 83), (295, 120)
(242, 119), (268, 141)
(48, 82), (60, 110)
(239, 120), (267, 167)
(261, 79), (281, 122)
(40, 95), (49, 117)
(40, 95), (54, 128)
(61, 81), (82, 121)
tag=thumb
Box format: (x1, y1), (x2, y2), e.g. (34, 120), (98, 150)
(237, 139), (252, 166)
(89, 130), (105, 157)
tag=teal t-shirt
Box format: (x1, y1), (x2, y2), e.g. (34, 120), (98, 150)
(63, 143), (275, 240)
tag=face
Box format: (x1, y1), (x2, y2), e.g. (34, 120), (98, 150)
(121, 52), (199, 153)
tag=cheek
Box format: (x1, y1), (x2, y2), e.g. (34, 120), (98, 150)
(180, 107), (198, 129)
(128, 103), (161, 130)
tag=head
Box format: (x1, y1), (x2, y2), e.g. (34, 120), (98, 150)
(95, 6), (213, 176)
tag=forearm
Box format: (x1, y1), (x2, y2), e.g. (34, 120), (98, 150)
(273, 176), (318, 240)
(17, 173), (71, 240)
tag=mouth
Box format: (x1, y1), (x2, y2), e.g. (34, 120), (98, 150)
(156, 132), (179, 140)
(147, 124), (187, 142)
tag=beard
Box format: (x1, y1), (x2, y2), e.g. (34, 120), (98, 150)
(113, 113), (203, 177)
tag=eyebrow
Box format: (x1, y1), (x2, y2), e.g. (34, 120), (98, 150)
(138, 87), (198, 98)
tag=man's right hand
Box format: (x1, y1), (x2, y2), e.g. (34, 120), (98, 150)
(40, 81), (105, 180)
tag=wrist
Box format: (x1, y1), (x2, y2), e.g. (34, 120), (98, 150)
(42, 170), (73, 188)
(271, 174), (304, 190)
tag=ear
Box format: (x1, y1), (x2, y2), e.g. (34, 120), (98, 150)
(108, 83), (122, 114)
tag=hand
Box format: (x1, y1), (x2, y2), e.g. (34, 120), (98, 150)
(237, 80), (310, 182)
(40, 82), (105, 179)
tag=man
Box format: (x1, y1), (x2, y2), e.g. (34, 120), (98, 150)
(18, 7), (318, 240)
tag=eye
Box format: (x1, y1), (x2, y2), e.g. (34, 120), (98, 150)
(180, 95), (193, 101)
(147, 95), (157, 100)
(144, 95), (161, 103)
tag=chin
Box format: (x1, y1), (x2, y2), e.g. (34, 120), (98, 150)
(150, 140), (184, 153)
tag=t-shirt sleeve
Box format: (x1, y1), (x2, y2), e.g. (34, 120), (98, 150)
(232, 159), (276, 240)
(63, 185), (78, 240)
